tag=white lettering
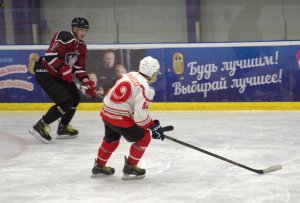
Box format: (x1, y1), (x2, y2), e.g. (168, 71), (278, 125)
(0, 79), (34, 91)
(0, 65), (28, 77)
(172, 79), (228, 98)
(230, 69), (282, 94)
(187, 61), (218, 80)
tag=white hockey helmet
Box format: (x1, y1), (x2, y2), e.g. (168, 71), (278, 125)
(139, 56), (160, 80)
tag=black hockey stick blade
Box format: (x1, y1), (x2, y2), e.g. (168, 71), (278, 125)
(162, 125), (174, 132)
(164, 135), (282, 174)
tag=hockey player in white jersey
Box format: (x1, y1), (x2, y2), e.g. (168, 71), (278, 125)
(92, 56), (165, 180)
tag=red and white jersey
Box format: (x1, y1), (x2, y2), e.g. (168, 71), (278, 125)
(100, 72), (155, 129)
(41, 31), (88, 81)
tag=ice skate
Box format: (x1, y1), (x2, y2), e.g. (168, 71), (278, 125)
(56, 123), (78, 139)
(122, 156), (146, 180)
(29, 119), (51, 144)
(91, 159), (115, 177)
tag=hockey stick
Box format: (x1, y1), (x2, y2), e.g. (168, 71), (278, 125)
(162, 125), (282, 174)
(162, 125), (174, 132)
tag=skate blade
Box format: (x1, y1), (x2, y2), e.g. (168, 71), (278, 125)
(56, 134), (78, 139)
(122, 174), (145, 180)
(28, 129), (51, 144)
(91, 173), (113, 178)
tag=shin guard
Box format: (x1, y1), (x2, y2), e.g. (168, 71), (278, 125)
(97, 139), (119, 167)
(128, 130), (151, 165)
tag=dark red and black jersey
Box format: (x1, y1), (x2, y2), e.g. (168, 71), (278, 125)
(41, 31), (88, 81)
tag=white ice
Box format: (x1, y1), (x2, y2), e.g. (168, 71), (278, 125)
(1, 111), (300, 203)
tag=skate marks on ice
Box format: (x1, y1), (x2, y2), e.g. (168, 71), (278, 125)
(0, 111), (300, 202)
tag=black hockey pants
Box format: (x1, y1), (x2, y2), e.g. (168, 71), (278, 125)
(34, 62), (80, 124)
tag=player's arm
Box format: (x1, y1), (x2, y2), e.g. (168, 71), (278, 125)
(134, 85), (164, 140)
(43, 31), (71, 71)
(134, 85), (155, 129)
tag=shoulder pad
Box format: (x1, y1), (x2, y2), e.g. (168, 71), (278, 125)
(142, 82), (155, 101)
(56, 31), (74, 43)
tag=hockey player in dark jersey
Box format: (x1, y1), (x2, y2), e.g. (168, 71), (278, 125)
(29, 17), (96, 144)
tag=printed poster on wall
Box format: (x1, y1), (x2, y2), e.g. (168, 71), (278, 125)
(0, 50), (49, 102)
(2, 44), (300, 103)
(84, 49), (165, 102)
(148, 45), (300, 102)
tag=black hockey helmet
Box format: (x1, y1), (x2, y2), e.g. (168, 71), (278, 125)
(71, 17), (89, 29)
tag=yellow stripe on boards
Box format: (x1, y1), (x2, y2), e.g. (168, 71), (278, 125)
(151, 102), (300, 111)
(1, 102), (300, 111)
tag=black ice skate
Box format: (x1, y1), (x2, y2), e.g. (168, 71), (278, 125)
(122, 156), (146, 180)
(56, 123), (78, 139)
(91, 159), (115, 177)
(28, 119), (51, 144)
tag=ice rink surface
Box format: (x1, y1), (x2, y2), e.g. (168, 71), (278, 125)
(1, 111), (300, 203)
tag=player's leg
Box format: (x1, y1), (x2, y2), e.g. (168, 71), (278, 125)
(117, 124), (151, 180)
(29, 72), (74, 143)
(92, 122), (121, 176)
(56, 82), (81, 138)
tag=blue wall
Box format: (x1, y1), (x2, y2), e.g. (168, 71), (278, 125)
(1, 42), (300, 102)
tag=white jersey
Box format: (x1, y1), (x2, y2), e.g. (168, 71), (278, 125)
(100, 72), (155, 129)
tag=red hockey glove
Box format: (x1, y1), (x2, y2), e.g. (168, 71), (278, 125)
(83, 80), (96, 97)
(149, 119), (165, 141)
(59, 65), (73, 83)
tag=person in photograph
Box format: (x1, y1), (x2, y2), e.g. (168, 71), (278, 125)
(98, 50), (117, 93)
(88, 72), (104, 99)
(115, 64), (127, 78)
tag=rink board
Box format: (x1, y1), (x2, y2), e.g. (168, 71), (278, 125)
(1, 102), (300, 111)
(2, 42), (300, 108)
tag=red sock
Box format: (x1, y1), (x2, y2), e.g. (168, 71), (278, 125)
(97, 139), (119, 166)
(128, 130), (151, 165)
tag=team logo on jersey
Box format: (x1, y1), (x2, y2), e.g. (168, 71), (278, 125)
(65, 50), (80, 66)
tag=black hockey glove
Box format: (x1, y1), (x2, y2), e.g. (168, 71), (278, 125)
(149, 120), (165, 141)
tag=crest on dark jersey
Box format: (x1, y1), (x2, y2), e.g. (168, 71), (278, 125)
(65, 50), (80, 66)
